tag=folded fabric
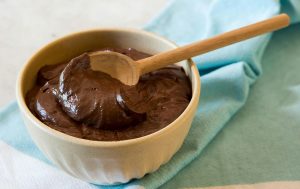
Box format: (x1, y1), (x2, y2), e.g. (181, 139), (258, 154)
(0, 0), (300, 189)
(162, 22), (300, 189)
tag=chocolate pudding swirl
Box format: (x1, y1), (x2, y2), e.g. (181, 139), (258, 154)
(26, 48), (192, 141)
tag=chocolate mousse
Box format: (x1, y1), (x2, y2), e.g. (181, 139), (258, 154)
(26, 48), (192, 141)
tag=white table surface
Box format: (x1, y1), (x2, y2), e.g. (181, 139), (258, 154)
(0, 0), (168, 107)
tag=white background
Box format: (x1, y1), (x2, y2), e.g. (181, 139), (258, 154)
(0, 0), (168, 107)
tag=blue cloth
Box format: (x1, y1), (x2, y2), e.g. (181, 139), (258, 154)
(162, 22), (300, 188)
(0, 0), (300, 189)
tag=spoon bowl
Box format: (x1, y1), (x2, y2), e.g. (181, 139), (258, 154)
(89, 51), (140, 85)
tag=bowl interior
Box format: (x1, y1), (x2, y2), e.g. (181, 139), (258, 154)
(18, 28), (200, 145)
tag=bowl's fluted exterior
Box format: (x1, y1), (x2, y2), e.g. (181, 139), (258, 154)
(17, 28), (200, 185)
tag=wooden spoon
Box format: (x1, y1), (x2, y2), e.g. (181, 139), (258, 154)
(89, 14), (290, 86)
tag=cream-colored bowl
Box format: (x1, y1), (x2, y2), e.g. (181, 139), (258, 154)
(16, 28), (201, 185)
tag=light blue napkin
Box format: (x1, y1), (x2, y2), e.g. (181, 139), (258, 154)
(0, 0), (300, 189)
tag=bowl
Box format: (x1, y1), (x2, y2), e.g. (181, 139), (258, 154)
(16, 28), (201, 185)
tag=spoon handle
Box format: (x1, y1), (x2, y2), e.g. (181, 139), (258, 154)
(137, 14), (290, 75)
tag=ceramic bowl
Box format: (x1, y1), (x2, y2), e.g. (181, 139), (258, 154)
(16, 28), (201, 185)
